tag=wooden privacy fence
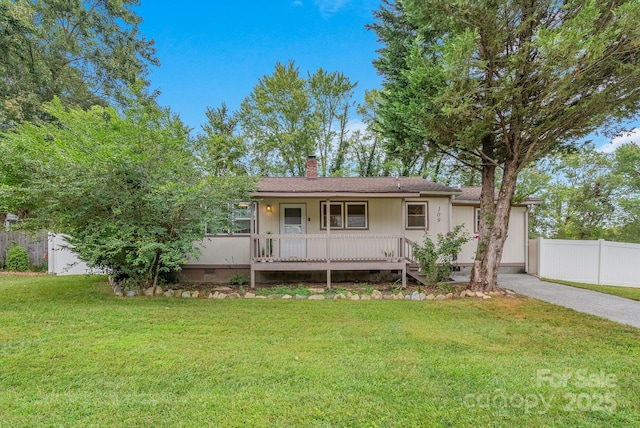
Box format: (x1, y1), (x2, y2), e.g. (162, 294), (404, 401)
(0, 231), (49, 268)
(528, 238), (640, 288)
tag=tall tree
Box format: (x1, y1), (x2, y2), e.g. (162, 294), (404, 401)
(530, 146), (618, 240)
(194, 103), (248, 176)
(349, 89), (390, 177)
(308, 68), (356, 176)
(367, 0), (435, 176)
(0, 0), (157, 129)
(238, 61), (357, 176)
(239, 61), (315, 176)
(374, 0), (640, 291)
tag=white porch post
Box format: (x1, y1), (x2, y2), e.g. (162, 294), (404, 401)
(326, 199), (331, 289)
(250, 201), (256, 289)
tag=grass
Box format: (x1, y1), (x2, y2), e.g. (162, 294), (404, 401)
(542, 278), (640, 302)
(1, 274), (639, 426)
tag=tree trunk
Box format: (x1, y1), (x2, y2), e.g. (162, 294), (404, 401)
(470, 160), (519, 292)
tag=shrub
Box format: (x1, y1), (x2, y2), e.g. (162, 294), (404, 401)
(413, 225), (470, 285)
(228, 274), (249, 286)
(6, 245), (30, 272)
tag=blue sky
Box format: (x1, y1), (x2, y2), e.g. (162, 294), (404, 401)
(135, 0), (638, 152)
(136, 0), (382, 134)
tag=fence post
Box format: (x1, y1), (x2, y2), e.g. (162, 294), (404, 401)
(537, 237), (543, 278)
(597, 239), (604, 285)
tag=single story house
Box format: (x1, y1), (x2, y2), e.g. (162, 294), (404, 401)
(182, 157), (538, 288)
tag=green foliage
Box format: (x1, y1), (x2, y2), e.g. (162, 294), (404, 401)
(238, 61), (356, 177)
(228, 274), (249, 286)
(5, 244), (29, 272)
(0, 0), (157, 129)
(194, 103), (248, 176)
(0, 94), (254, 287)
(413, 225), (470, 285)
(373, 0), (640, 289)
(528, 143), (640, 243)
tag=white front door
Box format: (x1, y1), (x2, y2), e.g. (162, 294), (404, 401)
(280, 204), (306, 259)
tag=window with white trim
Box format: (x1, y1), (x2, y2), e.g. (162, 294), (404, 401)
(321, 201), (368, 229)
(406, 202), (428, 229)
(206, 202), (255, 235)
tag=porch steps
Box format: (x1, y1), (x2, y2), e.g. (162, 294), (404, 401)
(406, 263), (428, 286)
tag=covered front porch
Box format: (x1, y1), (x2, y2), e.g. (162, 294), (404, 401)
(250, 233), (420, 288)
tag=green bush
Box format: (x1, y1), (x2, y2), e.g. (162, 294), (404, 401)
(413, 225), (470, 285)
(6, 245), (30, 272)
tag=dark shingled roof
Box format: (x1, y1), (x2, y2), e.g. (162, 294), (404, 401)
(256, 177), (460, 194)
(456, 187), (540, 204)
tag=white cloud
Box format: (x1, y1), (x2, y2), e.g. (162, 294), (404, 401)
(346, 119), (367, 135)
(315, 0), (350, 16)
(597, 128), (640, 153)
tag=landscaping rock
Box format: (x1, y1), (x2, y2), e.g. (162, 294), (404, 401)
(483, 295), (492, 300)
(174, 289), (183, 297)
(191, 291), (200, 298)
(216, 293), (227, 299)
(360, 294), (371, 300)
(207, 292), (214, 299)
(404, 294), (411, 300)
(426, 294), (435, 300)
(465, 290), (476, 297)
(350, 294), (360, 300)
(419, 293), (426, 301)
(154, 287), (164, 296)
(394, 292), (405, 300)
(308, 288), (324, 294)
(282, 294), (293, 299)
(144, 287), (154, 296)
(435, 294), (446, 301)
(371, 290), (383, 300)
(410, 291), (420, 301)
(164, 290), (174, 298)
(125, 289), (136, 297)
(113, 285), (123, 297)
(295, 294), (307, 300)
(475, 291), (485, 298)
(382, 294), (394, 300)
(214, 286), (233, 292)
(308, 295), (325, 300)
(460, 291), (467, 298)
(267, 294), (279, 299)
(181, 291), (191, 298)
(227, 293), (241, 299)
(256, 295), (267, 299)
(446, 293), (454, 300)
(334, 293), (346, 300)
(244, 292), (256, 299)
(346, 292), (353, 299)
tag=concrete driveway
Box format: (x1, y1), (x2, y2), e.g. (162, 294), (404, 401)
(496, 274), (640, 329)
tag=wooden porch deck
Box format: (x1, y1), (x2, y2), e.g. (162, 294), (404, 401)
(250, 234), (419, 289)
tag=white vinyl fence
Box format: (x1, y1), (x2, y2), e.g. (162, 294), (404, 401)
(48, 234), (103, 275)
(528, 238), (640, 288)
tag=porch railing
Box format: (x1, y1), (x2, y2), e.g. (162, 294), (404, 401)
(252, 234), (418, 263)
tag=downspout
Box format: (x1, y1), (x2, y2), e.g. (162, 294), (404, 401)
(448, 195), (454, 232)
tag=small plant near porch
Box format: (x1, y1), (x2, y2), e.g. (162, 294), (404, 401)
(413, 225), (470, 286)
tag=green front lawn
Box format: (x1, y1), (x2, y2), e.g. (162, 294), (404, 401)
(542, 278), (640, 302)
(1, 274), (638, 426)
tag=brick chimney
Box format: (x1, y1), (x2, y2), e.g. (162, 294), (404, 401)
(306, 155), (317, 179)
